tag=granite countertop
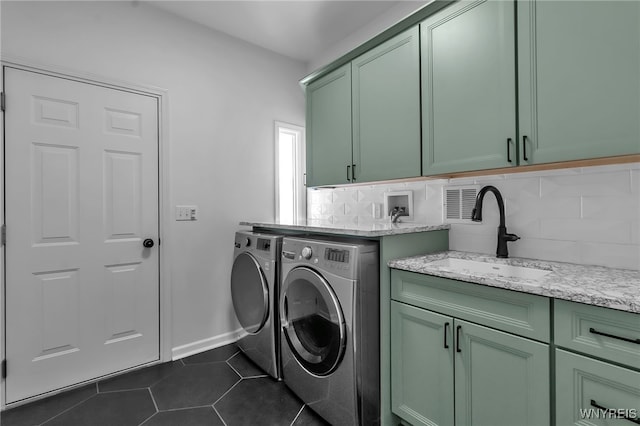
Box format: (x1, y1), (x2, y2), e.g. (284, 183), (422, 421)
(388, 250), (640, 313)
(240, 220), (450, 237)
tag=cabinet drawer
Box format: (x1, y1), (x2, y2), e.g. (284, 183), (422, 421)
(556, 349), (640, 426)
(555, 299), (640, 369)
(391, 269), (550, 342)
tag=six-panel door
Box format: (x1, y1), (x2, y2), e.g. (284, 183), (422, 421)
(5, 67), (160, 403)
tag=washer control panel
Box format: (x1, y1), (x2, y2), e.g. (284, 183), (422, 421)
(301, 246), (313, 259)
(325, 248), (349, 263)
(280, 237), (378, 279)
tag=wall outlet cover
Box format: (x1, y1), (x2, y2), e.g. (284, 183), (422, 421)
(176, 205), (198, 221)
(384, 191), (413, 222)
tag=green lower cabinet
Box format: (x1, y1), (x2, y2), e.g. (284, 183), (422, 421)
(391, 301), (454, 426)
(391, 301), (550, 426)
(555, 349), (640, 426)
(454, 320), (550, 426)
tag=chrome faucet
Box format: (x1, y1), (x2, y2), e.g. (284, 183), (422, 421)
(471, 185), (520, 258)
(390, 206), (406, 223)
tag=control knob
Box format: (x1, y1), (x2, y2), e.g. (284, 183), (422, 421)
(244, 238), (251, 247)
(301, 246), (313, 260)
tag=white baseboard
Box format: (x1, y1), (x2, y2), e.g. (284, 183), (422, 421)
(171, 328), (247, 361)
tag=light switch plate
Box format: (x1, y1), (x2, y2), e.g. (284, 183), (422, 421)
(176, 205), (198, 221)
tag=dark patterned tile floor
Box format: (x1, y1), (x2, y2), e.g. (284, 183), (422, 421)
(0, 344), (329, 426)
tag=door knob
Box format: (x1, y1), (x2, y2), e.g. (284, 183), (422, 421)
(143, 238), (154, 248)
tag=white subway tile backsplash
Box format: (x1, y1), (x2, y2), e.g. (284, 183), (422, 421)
(580, 242), (640, 270)
(307, 163), (640, 269)
(541, 171), (631, 198)
(582, 196), (640, 221)
(631, 169), (640, 194)
(450, 222), (496, 237)
(473, 174), (506, 185)
(495, 176), (541, 198)
(448, 230), (496, 254)
(539, 218), (632, 244)
(509, 238), (582, 265)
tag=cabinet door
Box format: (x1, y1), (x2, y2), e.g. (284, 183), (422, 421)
(454, 320), (550, 426)
(518, 1), (640, 165)
(556, 349), (640, 426)
(352, 27), (421, 183)
(305, 64), (352, 186)
(391, 301), (454, 426)
(421, 0), (517, 176)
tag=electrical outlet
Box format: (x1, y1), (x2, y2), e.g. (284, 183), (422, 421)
(176, 205), (198, 221)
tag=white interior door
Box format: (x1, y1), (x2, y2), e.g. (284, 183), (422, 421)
(4, 67), (160, 403)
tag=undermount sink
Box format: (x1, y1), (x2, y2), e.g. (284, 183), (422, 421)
(427, 257), (552, 280)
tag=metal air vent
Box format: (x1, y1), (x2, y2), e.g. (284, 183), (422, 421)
(443, 185), (479, 222)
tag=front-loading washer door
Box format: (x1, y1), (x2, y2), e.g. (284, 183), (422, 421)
(231, 252), (269, 334)
(280, 267), (346, 376)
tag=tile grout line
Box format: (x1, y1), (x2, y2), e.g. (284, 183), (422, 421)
(35, 391), (98, 426)
(225, 357), (243, 378)
(147, 387), (159, 412)
(137, 390), (158, 426)
(211, 377), (243, 407)
(155, 404), (215, 413)
(213, 405), (228, 426)
(290, 405), (305, 426)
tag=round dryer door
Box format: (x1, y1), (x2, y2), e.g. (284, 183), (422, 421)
(231, 252), (269, 334)
(280, 267), (346, 376)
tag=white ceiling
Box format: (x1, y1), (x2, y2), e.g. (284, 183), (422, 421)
(146, 1), (408, 63)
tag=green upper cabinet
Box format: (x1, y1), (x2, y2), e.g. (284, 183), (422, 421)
(305, 27), (421, 187)
(352, 26), (421, 182)
(518, 1), (640, 165)
(421, 0), (517, 176)
(306, 64), (352, 187)
(305, 0), (639, 184)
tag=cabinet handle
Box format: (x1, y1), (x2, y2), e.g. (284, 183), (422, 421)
(352, 164), (356, 181)
(456, 325), (462, 353)
(444, 322), (450, 349)
(507, 138), (513, 163)
(347, 165), (351, 182)
(523, 135), (529, 161)
(589, 327), (640, 344)
(590, 399), (640, 424)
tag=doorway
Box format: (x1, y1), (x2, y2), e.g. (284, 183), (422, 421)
(3, 67), (161, 403)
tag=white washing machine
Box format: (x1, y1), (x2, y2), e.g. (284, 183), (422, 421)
(230, 231), (282, 380)
(279, 236), (380, 425)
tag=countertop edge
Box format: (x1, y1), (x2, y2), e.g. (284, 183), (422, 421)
(240, 221), (450, 237)
(388, 251), (640, 314)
